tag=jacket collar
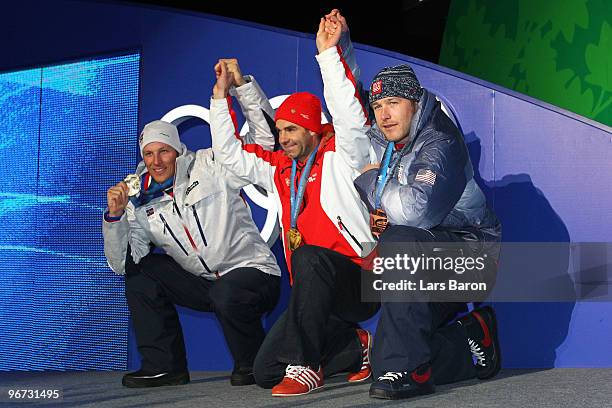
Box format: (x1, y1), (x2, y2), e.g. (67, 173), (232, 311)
(133, 144), (221, 205)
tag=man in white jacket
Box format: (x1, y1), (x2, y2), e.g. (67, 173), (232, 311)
(103, 118), (281, 388)
(208, 13), (380, 397)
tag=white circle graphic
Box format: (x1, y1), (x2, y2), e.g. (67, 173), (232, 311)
(160, 98), (293, 247)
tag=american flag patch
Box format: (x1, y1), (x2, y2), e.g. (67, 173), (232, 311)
(146, 207), (155, 217)
(415, 169), (437, 186)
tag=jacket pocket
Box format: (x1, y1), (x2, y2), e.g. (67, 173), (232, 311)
(191, 206), (208, 246)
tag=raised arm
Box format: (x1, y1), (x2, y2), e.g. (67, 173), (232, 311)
(314, 12), (371, 171)
(325, 9), (360, 82)
(223, 58), (277, 150)
(325, 9), (370, 120)
(210, 60), (277, 192)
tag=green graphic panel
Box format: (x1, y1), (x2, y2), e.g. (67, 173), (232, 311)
(440, 0), (611, 126)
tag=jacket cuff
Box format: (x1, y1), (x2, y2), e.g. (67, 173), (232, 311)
(210, 96), (229, 110)
(229, 75), (254, 97)
(315, 46), (339, 65)
(104, 211), (124, 223)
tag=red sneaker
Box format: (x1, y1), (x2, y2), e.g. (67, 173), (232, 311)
(347, 328), (372, 383)
(271, 365), (324, 397)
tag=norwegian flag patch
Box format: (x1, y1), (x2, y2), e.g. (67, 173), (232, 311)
(371, 80), (383, 95)
(415, 169), (437, 186)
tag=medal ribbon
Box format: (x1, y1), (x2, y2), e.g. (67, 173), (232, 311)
(290, 144), (319, 229)
(374, 132), (422, 210)
(130, 175), (174, 207)
(374, 141), (402, 209)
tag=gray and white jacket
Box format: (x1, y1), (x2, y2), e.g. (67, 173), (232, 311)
(103, 78), (281, 279)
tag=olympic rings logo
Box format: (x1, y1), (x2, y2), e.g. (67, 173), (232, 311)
(161, 95), (291, 247)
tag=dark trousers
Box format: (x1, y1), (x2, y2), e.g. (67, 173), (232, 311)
(253, 245), (380, 388)
(372, 225), (478, 384)
(125, 252), (280, 373)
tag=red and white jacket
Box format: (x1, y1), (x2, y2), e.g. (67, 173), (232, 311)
(210, 47), (373, 283)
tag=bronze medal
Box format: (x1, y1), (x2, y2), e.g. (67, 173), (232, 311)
(370, 209), (388, 240)
(287, 228), (303, 251)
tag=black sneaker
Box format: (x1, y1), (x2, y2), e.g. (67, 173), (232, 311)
(459, 306), (501, 380)
(369, 365), (435, 400)
(230, 366), (255, 386)
(122, 370), (190, 388)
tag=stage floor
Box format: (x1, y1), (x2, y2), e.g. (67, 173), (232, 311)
(0, 368), (609, 407)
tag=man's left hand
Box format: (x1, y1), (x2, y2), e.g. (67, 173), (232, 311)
(213, 60), (234, 99)
(361, 163), (380, 174)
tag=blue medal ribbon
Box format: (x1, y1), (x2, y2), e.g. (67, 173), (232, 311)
(130, 175), (174, 208)
(374, 142), (403, 209)
(290, 144), (320, 229)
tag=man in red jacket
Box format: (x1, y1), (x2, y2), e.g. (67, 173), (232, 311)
(209, 16), (379, 397)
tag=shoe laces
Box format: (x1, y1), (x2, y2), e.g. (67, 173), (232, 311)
(468, 338), (487, 366)
(360, 350), (370, 371)
(377, 371), (408, 382)
(284, 365), (321, 387)
(360, 337), (370, 371)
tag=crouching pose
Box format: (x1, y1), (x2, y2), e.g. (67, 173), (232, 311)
(103, 119), (280, 388)
(208, 17), (380, 397)
(350, 28), (503, 400)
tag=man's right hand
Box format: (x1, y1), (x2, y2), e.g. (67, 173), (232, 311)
(220, 58), (246, 87)
(107, 181), (129, 218)
(213, 59), (235, 99)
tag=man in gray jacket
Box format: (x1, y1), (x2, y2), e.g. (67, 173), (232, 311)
(353, 64), (502, 399)
(103, 119), (280, 388)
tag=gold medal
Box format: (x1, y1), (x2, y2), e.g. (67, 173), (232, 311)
(287, 145), (319, 253)
(370, 209), (388, 240)
(287, 228), (303, 251)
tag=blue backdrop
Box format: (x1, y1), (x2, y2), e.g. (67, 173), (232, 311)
(1, 1), (611, 370)
(0, 53), (140, 369)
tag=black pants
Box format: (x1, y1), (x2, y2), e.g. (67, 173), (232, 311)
(253, 245), (380, 388)
(125, 252), (280, 373)
(372, 225), (481, 384)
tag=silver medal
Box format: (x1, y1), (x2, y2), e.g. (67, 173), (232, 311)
(123, 174), (141, 196)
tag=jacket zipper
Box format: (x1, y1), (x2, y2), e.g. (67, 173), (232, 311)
(159, 213), (188, 255)
(337, 216), (363, 250)
(191, 206), (208, 246)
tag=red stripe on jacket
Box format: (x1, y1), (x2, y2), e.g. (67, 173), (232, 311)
(336, 45), (370, 126)
(226, 96), (243, 143)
